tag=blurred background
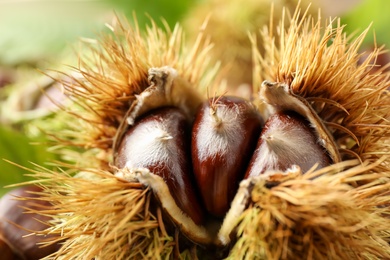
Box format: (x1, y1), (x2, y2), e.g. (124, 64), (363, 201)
(0, 0), (389, 196)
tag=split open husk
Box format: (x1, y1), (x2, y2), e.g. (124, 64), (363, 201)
(15, 6), (390, 260)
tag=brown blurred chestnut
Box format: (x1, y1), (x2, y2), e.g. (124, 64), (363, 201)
(115, 107), (205, 224)
(192, 96), (263, 217)
(0, 185), (61, 260)
(245, 111), (331, 178)
(0, 238), (19, 260)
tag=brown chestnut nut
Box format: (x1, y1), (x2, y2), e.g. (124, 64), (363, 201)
(245, 111), (331, 178)
(192, 96), (263, 217)
(0, 185), (61, 260)
(115, 107), (205, 224)
(0, 238), (19, 260)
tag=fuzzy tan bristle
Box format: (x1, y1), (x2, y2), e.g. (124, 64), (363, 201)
(229, 161), (390, 259)
(241, 6), (390, 259)
(253, 8), (390, 165)
(19, 165), (175, 259)
(50, 16), (217, 170)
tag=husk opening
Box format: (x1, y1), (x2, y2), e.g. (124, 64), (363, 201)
(12, 5), (390, 259)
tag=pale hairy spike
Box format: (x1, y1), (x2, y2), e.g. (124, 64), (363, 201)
(254, 5), (390, 168)
(46, 16), (218, 168)
(231, 160), (390, 259)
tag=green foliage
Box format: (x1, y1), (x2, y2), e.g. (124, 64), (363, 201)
(0, 126), (54, 196)
(342, 0), (390, 48)
(110, 0), (194, 27)
(0, 0), (194, 66)
(0, 1), (108, 66)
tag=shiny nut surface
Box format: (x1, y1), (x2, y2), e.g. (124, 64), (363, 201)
(115, 107), (205, 224)
(191, 96), (263, 217)
(245, 111), (331, 178)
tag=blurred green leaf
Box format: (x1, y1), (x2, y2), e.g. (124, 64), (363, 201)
(110, 0), (194, 28)
(0, 1), (110, 66)
(342, 0), (390, 48)
(0, 125), (54, 196)
(0, 0), (195, 67)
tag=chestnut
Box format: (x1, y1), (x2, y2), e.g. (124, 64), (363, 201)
(0, 185), (61, 260)
(0, 239), (18, 260)
(245, 111), (331, 178)
(192, 96), (263, 217)
(115, 107), (205, 224)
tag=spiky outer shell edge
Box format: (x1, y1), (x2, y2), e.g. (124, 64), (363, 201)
(16, 7), (390, 260)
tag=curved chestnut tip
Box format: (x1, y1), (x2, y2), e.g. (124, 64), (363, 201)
(245, 111), (331, 178)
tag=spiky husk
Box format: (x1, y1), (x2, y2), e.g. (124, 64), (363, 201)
(239, 7), (390, 259)
(19, 6), (390, 260)
(24, 17), (218, 259)
(229, 161), (390, 259)
(47, 17), (217, 170)
(23, 166), (177, 259)
(253, 9), (390, 164)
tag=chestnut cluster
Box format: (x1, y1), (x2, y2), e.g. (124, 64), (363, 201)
(115, 95), (331, 225)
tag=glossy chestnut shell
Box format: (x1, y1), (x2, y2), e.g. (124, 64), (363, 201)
(245, 111), (331, 178)
(115, 107), (205, 224)
(191, 96), (263, 217)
